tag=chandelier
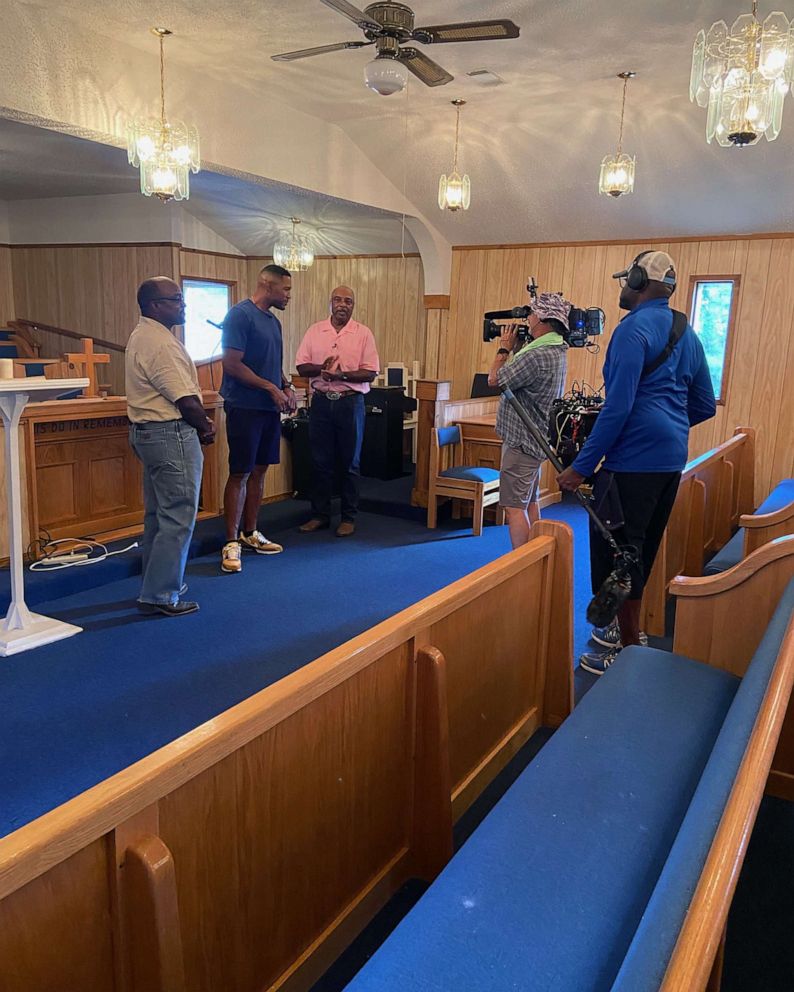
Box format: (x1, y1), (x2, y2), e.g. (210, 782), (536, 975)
(438, 99), (471, 212)
(599, 72), (636, 198)
(690, 2), (793, 146)
(273, 218), (315, 271)
(127, 28), (200, 202)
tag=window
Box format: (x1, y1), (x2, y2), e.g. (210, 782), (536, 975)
(182, 278), (233, 362)
(689, 276), (739, 402)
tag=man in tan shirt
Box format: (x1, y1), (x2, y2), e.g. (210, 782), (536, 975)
(126, 277), (216, 617)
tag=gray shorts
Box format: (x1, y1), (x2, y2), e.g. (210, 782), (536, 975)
(500, 444), (543, 509)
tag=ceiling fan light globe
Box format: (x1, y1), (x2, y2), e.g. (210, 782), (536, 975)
(364, 57), (408, 95)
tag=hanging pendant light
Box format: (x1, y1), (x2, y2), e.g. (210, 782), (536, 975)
(273, 218), (315, 272)
(599, 72), (637, 198)
(127, 28), (200, 202)
(438, 99), (471, 212)
(690, 2), (793, 146)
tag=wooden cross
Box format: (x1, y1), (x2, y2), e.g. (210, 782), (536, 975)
(64, 338), (111, 398)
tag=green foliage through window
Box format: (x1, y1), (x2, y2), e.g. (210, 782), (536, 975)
(690, 280), (735, 400)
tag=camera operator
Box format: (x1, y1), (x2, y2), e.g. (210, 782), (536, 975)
(488, 293), (570, 549)
(557, 251), (716, 675)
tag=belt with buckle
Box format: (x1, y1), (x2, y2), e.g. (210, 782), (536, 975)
(323, 390), (354, 401)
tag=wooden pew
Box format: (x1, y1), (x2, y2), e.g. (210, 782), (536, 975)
(670, 533), (794, 798)
(339, 565), (794, 992)
(641, 427), (755, 636)
(0, 521), (572, 992)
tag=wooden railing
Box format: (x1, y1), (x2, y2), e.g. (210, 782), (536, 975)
(9, 318), (126, 354)
(641, 427), (756, 636)
(0, 521), (573, 992)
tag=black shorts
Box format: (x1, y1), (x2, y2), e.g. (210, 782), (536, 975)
(225, 406), (281, 474)
(589, 470), (681, 600)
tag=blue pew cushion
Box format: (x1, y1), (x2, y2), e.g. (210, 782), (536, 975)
(611, 576), (794, 991)
(706, 478), (794, 575)
(344, 648), (739, 992)
(439, 466), (499, 484)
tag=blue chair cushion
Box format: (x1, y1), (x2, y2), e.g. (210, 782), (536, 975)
(439, 466), (499, 484)
(344, 648), (739, 992)
(437, 426), (461, 447)
(612, 576), (794, 991)
(705, 478), (794, 575)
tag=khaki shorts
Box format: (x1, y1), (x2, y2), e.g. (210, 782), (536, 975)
(499, 444), (543, 509)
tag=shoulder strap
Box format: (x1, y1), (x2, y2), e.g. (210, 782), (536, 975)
(642, 309), (688, 378)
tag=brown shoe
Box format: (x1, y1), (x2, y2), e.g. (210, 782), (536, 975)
(299, 518), (330, 533)
(336, 521), (355, 538)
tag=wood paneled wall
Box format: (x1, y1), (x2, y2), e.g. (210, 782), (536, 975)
(179, 248), (248, 297)
(9, 243), (179, 394)
(5, 247), (426, 395)
(246, 255), (426, 377)
(445, 237), (794, 504)
(0, 246), (13, 325)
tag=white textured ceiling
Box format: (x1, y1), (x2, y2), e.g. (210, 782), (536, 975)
(3, 0), (794, 247)
(0, 117), (418, 254)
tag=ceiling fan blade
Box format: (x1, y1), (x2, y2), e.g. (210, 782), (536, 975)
(398, 48), (453, 87)
(320, 0), (385, 34)
(271, 40), (372, 61)
(413, 19), (520, 44)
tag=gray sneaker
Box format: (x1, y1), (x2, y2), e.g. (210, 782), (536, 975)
(579, 646), (621, 676)
(591, 620), (648, 649)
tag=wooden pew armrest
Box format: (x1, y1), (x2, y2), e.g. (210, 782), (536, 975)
(669, 535), (794, 598)
(740, 498), (794, 529)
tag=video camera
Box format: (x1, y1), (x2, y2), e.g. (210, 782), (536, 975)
(482, 278), (604, 349)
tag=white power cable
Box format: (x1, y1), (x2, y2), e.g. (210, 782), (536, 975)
(29, 538), (139, 571)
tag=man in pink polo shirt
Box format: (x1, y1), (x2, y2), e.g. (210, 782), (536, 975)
(295, 285), (380, 537)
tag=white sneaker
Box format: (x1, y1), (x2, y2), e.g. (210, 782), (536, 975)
(221, 541), (242, 573)
(239, 530), (283, 555)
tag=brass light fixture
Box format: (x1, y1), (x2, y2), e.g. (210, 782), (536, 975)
(273, 218), (315, 271)
(127, 28), (200, 202)
(599, 72), (636, 198)
(690, 1), (793, 146)
(438, 99), (471, 212)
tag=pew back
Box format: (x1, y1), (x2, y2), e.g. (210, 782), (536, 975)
(670, 533), (794, 796)
(641, 427), (755, 636)
(0, 522), (572, 992)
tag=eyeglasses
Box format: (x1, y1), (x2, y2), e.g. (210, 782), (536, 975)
(153, 295), (184, 304)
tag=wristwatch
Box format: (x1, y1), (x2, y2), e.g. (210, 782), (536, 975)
(497, 348), (510, 356)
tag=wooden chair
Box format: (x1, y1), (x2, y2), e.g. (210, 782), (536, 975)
(427, 425), (502, 536)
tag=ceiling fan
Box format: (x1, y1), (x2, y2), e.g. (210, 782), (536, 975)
(271, 0), (520, 95)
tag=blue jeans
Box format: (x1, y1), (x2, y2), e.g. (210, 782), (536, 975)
(309, 392), (366, 521)
(129, 420), (203, 605)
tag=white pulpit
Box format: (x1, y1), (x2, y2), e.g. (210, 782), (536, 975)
(0, 377), (90, 656)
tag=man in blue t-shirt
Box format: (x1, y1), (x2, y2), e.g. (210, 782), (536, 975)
(219, 264), (296, 574)
(557, 251), (716, 675)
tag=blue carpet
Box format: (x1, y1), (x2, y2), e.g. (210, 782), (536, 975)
(0, 500), (589, 838)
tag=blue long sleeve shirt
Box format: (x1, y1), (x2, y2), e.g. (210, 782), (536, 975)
(571, 298), (717, 477)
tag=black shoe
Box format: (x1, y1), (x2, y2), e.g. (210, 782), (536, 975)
(138, 600), (199, 617)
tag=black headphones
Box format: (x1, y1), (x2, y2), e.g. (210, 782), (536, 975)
(625, 251), (653, 292)
(624, 250), (677, 292)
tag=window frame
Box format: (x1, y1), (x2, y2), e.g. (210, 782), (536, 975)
(687, 274), (741, 406)
(180, 276), (237, 363)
